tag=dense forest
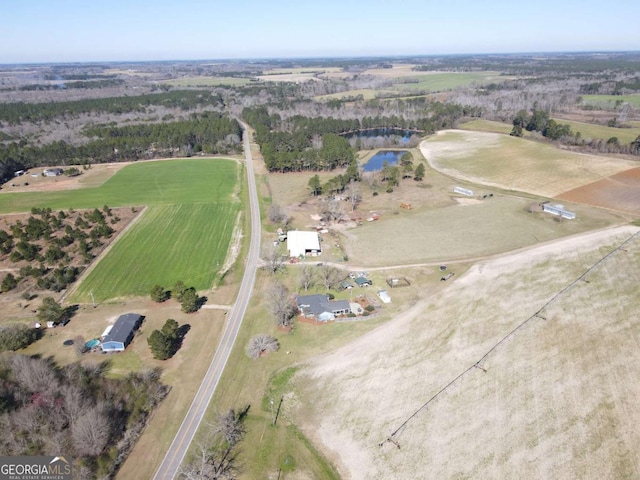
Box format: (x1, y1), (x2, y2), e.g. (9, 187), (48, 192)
(0, 113), (242, 180)
(0, 90), (223, 124)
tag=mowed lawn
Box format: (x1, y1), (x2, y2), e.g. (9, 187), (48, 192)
(0, 159), (240, 300)
(421, 130), (638, 197)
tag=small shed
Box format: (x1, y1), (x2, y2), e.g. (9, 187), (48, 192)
(354, 277), (372, 287)
(378, 290), (391, 304)
(101, 313), (143, 352)
(340, 280), (354, 290)
(453, 186), (474, 196)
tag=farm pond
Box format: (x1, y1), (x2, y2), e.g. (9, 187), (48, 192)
(363, 150), (406, 172)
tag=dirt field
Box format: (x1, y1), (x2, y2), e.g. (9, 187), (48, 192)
(288, 225), (640, 479)
(420, 130), (638, 198)
(557, 167), (640, 215)
(0, 163), (126, 193)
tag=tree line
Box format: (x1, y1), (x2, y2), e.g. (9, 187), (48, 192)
(510, 108), (640, 155)
(0, 90), (223, 125)
(0, 113), (242, 180)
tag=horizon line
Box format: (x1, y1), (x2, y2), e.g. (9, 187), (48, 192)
(2, 49), (640, 67)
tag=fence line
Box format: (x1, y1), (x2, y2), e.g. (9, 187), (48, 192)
(379, 230), (640, 448)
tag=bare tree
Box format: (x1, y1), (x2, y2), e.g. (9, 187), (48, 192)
(245, 335), (279, 359)
(262, 244), (286, 274)
(318, 265), (345, 291)
(11, 355), (58, 393)
(61, 384), (88, 426)
(299, 264), (316, 291)
(320, 196), (345, 223)
(267, 281), (295, 328)
(180, 408), (247, 480)
(72, 405), (111, 456)
(346, 180), (362, 212)
(267, 203), (290, 226)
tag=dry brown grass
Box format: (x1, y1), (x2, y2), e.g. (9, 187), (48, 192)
(289, 226), (640, 479)
(421, 130), (638, 198)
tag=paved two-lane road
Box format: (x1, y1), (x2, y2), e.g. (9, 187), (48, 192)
(153, 123), (261, 479)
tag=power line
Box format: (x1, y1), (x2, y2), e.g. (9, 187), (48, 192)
(380, 230), (639, 449)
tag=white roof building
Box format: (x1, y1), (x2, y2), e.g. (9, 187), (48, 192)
(287, 231), (321, 258)
(378, 290), (392, 304)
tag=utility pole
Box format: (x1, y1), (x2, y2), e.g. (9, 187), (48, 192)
(90, 290), (96, 308)
(269, 397), (275, 426)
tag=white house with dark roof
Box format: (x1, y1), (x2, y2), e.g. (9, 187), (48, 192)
(101, 313), (143, 352)
(296, 294), (351, 321)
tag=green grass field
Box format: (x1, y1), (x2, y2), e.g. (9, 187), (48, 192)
(0, 159), (240, 301)
(581, 94), (640, 108)
(160, 76), (251, 87)
(552, 118), (640, 144)
(72, 203), (238, 301)
(392, 72), (507, 92)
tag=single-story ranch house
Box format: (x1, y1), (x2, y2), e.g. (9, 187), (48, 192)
(101, 313), (144, 352)
(296, 294), (351, 322)
(287, 230), (321, 258)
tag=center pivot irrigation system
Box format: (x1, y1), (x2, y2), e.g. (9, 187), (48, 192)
(379, 230), (640, 449)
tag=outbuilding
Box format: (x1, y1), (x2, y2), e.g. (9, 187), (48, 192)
(287, 230), (321, 258)
(43, 168), (64, 177)
(101, 313), (143, 352)
(378, 290), (392, 304)
(354, 277), (372, 287)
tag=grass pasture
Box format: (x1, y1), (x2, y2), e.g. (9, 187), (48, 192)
(458, 118), (518, 135)
(343, 195), (612, 267)
(581, 94), (640, 108)
(290, 226), (640, 479)
(552, 118), (640, 144)
(392, 72), (507, 92)
(71, 202), (238, 302)
(0, 159), (240, 301)
(421, 130), (638, 198)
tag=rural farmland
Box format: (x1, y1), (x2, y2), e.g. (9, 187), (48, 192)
(421, 130), (638, 198)
(0, 159), (240, 301)
(289, 226), (640, 479)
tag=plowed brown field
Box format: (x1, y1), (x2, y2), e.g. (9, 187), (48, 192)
(557, 167), (640, 215)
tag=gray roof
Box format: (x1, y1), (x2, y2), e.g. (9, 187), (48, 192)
(103, 313), (143, 345)
(354, 277), (371, 286)
(296, 294), (351, 316)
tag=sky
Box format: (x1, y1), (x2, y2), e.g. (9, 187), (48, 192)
(1, 0), (639, 63)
